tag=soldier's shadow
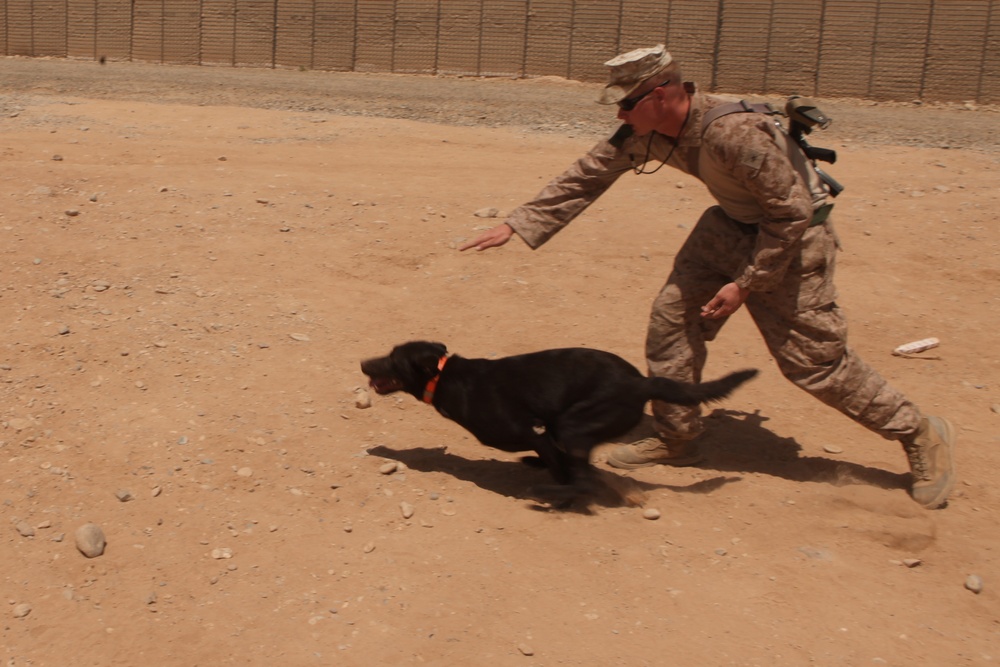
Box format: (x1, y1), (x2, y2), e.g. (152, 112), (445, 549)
(659, 408), (910, 491)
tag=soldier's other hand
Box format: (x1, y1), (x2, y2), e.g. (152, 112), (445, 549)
(459, 223), (514, 251)
(701, 283), (749, 319)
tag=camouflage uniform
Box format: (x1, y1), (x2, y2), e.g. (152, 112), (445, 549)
(505, 89), (922, 444)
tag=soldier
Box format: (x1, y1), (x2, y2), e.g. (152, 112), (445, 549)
(460, 45), (956, 509)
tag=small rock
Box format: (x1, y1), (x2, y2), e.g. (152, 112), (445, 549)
(363, 542), (376, 553)
(237, 467), (253, 478)
(151, 486), (162, 497)
(473, 207), (499, 218)
(400, 502), (415, 519)
(823, 444), (844, 454)
(902, 558), (922, 568)
(52, 154), (63, 161)
(75, 523), (106, 558)
(12, 603), (31, 619)
(115, 489), (134, 502)
(211, 547), (233, 560)
(379, 461), (398, 475)
(8, 417), (32, 431)
(289, 333), (310, 342)
(965, 574), (984, 594)
(991, 404), (1000, 415)
(65, 209), (80, 217)
(517, 643), (534, 656)
(642, 508), (661, 520)
(354, 390), (372, 409)
(15, 522), (35, 537)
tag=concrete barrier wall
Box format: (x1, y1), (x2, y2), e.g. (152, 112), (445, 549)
(1, 0), (996, 103)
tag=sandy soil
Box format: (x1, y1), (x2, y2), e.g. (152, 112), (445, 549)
(2, 58), (999, 666)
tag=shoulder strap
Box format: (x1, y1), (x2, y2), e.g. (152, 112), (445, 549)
(702, 100), (781, 135)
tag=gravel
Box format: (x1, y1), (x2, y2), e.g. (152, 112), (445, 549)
(1, 57), (998, 152)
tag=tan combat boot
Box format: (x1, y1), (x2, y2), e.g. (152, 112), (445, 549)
(901, 415), (956, 509)
(606, 437), (704, 469)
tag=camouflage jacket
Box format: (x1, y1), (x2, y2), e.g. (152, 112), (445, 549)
(505, 90), (830, 292)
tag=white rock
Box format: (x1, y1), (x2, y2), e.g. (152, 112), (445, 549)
(400, 502), (415, 519)
(965, 574), (984, 594)
(354, 390), (372, 409)
(12, 603), (31, 619)
(642, 508), (661, 520)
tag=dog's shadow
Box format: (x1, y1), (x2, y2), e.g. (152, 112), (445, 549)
(368, 408), (908, 511)
(366, 444), (742, 513)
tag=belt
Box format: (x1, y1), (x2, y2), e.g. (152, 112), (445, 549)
(730, 202), (833, 234)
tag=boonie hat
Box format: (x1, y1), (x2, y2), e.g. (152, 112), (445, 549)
(597, 44), (675, 105)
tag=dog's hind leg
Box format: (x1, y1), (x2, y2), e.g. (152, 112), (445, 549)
(528, 433), (575, 486)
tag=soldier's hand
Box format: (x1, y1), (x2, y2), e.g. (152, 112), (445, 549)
(459, 223), (514, 251)
(701, 283), (749, 319)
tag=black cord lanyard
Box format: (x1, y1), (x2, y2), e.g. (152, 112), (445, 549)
(629, 113), (689, 175)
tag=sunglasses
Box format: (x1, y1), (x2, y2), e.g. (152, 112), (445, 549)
(618, 80), (670, 112)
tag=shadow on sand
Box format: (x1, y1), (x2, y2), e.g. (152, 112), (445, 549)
(367, 408), (909, 512)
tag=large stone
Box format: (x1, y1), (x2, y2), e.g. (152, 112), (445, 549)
(75, 523), (106, 558)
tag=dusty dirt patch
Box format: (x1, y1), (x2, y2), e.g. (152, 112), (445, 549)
(2, 58), (999, 666)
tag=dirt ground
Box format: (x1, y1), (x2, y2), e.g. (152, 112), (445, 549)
(1, 57), (998, 666)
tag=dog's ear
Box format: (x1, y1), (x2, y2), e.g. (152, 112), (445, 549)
(390, 341), (449, 390)
(412, 342), (447, 376)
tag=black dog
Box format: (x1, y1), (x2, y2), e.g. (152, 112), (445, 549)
(361, 341), (757, 500)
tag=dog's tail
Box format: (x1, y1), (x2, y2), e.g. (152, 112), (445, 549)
(646, 369), (758, 405)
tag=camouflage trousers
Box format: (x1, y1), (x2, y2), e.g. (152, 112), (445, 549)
(646, 206), (922, 442)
